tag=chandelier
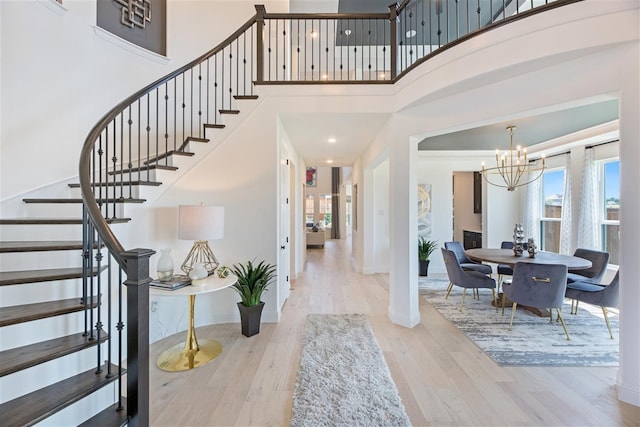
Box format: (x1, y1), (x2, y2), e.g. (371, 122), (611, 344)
(481, 125), (545, 191)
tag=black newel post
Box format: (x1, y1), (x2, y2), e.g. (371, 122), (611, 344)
(122, 248), (155, 427)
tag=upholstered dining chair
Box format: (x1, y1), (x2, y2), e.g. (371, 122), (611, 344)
(566, 248), (609, 283)
(441, 248), (497, 312)
(444, 241), (492, 275)
(502, 262), (570, 340)
(565, 271), (619, 339)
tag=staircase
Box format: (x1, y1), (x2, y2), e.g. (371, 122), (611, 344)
(0, 100), (261, 425)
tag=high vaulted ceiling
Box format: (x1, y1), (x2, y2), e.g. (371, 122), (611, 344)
(283, 1), (620, 169)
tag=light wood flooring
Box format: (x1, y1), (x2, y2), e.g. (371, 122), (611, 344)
(149, 239), (639, 426)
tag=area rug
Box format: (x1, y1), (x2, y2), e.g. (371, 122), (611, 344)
(290, 313), (411, 427)
(420, 277), (619, 367)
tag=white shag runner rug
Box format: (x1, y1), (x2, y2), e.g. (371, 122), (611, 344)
(420, 277), (619, 366)
(291, 314), (411, 427)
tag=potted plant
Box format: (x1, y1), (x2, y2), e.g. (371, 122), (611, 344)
(418, 237), (438, 276)
(230, 260), (277, 337)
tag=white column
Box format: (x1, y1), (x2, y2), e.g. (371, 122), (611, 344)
(617, 46), (640, 407)
(388, 133), (420, 328)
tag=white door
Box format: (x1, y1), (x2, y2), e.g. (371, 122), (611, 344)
(278, 155), (291, 307)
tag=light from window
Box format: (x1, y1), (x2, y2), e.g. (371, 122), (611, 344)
(540, 169), (564, 252)
(602, 160), (620, 265)
(319, 194), (332, 228)
(305, 196), (314, 227)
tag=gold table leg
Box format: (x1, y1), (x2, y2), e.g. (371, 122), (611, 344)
(157, 294), (223, 372)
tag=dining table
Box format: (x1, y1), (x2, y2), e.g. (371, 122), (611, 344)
(464, 248), (592, 270)
(464, 248), (592, 316)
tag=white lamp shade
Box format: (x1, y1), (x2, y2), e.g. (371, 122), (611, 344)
(178, 205), (224, 241)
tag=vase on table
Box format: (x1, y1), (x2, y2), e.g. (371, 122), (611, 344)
(513, 223), (525, 256)
(156, 248), (174, 281)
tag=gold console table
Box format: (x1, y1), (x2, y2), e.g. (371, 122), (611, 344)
(150, 274), (237, 372)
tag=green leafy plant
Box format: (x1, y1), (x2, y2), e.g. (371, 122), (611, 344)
(418, 237), (438, 261)
(230, 260), (277, 307)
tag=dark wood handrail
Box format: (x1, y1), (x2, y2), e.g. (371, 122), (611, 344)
(78, 11), (261, 268)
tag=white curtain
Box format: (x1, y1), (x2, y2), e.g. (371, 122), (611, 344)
(576, 148), (600, 249)
(523, 162), (542, 244)
(559, 154), (572, 254)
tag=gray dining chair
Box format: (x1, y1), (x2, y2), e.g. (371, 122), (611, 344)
(502, 262), (570, 340)
(441, 248), (497, 312)
(444, 241), (493, 275)
(565, 271), (619, 339)
(566, 248), (609, 283)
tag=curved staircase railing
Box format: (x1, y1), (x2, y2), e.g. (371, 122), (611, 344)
(77, 1), (581, 424)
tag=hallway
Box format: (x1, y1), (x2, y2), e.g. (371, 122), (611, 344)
(149, 239), (638, 426)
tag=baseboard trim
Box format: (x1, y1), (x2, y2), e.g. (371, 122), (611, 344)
(617, 382), (640, 407)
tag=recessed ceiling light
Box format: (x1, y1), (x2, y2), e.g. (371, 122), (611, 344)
(406, 29), (417, 38)
(327, 159), (334, 164)
(328, 137), (336, 143)
(310, 30), (318, 38)
(321, 74), (328, 80)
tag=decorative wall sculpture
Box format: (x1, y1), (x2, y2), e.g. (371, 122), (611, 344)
(418, 184), (432, 239)
(115, 0), (152, 29)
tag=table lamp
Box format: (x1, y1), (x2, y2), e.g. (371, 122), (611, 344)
(178, 204), (224, 276)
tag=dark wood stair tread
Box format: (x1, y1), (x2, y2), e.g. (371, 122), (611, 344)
(78, 398), (129, 427)
(143, 150), (195, 165)
(23, 198), (146, 204)
(233, 95), (258, 100)
(107, 164), (178, 175)
(68, 180), (162, 188)
(0, 363), (121, 427)
(0, 266), (105, 286)
(219, 109), (240, 114)
(0, 329), (109, 377)
(0, 296), (99, 327)
(0, 240), (89, 253)
(185, 136), (209, 143)
(204, 123), (226, 129)
(0, 218), (131, 225)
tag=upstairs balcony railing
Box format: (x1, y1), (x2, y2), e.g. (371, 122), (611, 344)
(77, 0), (581, 424)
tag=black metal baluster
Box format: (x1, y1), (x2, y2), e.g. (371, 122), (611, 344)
(135, 99), (140, 200)
(87, 222), (95, 340)
(105, 252), (113, 378)
(94, 238), (103, 373)
(82, 206), (89, 335)
(222, 48), (226, 111)
(311, 20), (315, 80)
(165, 83), (169, 165)
(154, 87), (159, 174)
(144, 94), (150, 195)
(477, 0), (481, 29)
(252, 23), (256, 89)
(214, 55), (218, 124)
(174, 76), (177, 152)
(198, 64), (202, 138)
(117, 267), (124, 411)
(325, 19), (329, 80)
(206, 59), (210, 125)
(229, 43), (233, 109)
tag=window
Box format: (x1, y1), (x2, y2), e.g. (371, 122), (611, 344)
(540, 168), (564, 252)
(601, 160), (620, 265)
(319, 194), (332, 228)
(305, 196), (314, 227)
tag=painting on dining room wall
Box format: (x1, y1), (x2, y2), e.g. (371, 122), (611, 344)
(418, 184), (432, 238)
(306, 167), (317, 187)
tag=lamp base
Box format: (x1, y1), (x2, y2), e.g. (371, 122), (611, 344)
(181, 240), (219, 276)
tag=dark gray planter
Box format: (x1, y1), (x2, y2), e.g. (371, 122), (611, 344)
(419, 259), (430, 276)
(237, 301), (265, 337)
